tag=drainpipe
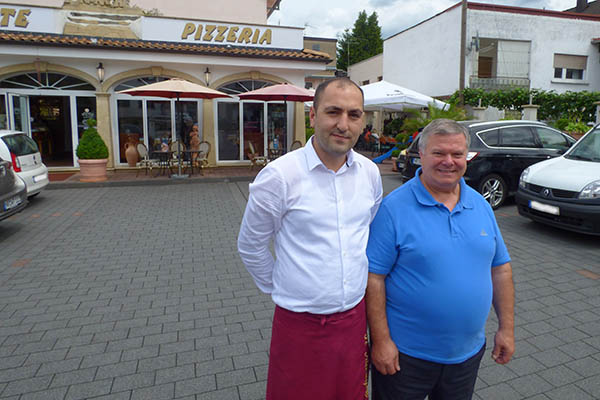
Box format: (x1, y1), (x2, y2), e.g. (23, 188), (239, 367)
(576, 0), (587, 12)
(459, 0), (467, 105)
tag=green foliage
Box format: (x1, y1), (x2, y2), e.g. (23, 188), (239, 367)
(450, 88), (600, 122)
(554, 117), (570, 131)
(401, 103), (469, 134)
(305, 114), (314, 141)
(394, 132), (411, 151)
(76, 119), (109, 159)
(383, 118), (403, 137)
(336, 10), (383, 71)
(565, 121), (589, 134)
(391, 149), (400, 157)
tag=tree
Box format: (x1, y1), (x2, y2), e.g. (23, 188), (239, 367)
(336, 10), (383, 71)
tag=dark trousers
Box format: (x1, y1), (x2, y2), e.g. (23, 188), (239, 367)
(372, 344), (485, 400)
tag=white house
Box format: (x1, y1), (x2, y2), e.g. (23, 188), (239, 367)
(383, 1), (600, 98)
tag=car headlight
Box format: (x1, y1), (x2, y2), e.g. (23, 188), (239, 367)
(519, 168), (530, 189)
(579, 180), (600, 199)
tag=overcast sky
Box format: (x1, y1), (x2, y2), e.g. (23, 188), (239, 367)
(268, 0), (578, 39)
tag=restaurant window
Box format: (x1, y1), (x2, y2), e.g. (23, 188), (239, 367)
(0, 72), (95, 91)
(114, 76), (202, 164)
(553, 54), (586, 81)
(0, 94), (6, 129)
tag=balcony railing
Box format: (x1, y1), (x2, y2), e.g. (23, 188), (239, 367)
(469, 76), (530, 90)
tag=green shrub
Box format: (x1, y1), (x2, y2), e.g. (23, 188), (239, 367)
(554, 117), (571, 131)
(565, 121), (589, 134)
(76, 119), (109, 159)
(391, 149), (400, 157)
(384, 118), (403, 137)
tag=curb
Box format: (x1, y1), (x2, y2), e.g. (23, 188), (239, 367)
(47, 175), (256, 190)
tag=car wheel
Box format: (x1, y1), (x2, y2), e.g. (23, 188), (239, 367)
(479, 174), (507, 209)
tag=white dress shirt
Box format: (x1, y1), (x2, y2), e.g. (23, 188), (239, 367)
(237, 138), (382, 314)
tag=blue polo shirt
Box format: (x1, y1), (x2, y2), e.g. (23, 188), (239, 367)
(367, 170), (510, 364)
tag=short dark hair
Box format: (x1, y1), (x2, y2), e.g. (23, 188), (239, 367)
(418, 119), (470, 152)
(313, 77), (364, 111)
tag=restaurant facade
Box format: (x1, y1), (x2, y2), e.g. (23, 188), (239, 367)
(0, 0), (329, 170)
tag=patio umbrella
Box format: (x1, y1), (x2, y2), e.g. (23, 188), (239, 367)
(237, 82), (314, 103)
(119, 78), (230, 178)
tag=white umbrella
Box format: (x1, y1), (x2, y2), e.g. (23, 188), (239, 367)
(361, 80), (447, 111)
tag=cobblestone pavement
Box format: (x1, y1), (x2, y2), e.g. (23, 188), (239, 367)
(1, 179), (599, 400)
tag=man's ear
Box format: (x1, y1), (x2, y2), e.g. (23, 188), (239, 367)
(309, 106), (316, 128)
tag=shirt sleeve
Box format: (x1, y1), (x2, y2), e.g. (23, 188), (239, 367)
(370, 168), (383, 223)
(367, 203), (398, 276)
(489, 208), (511, 267)
(237, 167), (285, 293)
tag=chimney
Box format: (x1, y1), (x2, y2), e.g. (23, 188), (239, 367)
(576, 0), (587, 12)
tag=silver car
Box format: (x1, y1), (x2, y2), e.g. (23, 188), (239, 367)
(0, 130), (49, 197)
(0, 156), (27, 221)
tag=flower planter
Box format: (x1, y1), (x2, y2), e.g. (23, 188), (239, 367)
(78, 159), (108, 182)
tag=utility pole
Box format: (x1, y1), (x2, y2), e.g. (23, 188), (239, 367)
(459, 0), (467, 106)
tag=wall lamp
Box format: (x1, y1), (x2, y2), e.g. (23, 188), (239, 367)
(96, 62), (105, 83)
(204, 67), (211, 86)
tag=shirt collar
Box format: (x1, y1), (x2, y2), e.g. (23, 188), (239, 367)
(411, 167), (474, 210)
(304, 136), (355, 171)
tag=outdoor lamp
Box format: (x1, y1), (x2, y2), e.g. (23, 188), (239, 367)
(96, 63), (105, 83)
(204, 67), (211, 86)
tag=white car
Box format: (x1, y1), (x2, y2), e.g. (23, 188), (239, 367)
(0, 130), (49, 197)
(516, 124), (600, 235)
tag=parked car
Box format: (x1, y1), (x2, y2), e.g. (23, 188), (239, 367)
(0, 157), (27, 221)
(401, 120), (576, 209)
(515, 124), (600, 235)
(0, 130), (49, 197)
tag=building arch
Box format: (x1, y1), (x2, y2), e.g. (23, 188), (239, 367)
(102, 67), (203, 92)
(211, 71), (287, 91)
(0, 62), (98, 90)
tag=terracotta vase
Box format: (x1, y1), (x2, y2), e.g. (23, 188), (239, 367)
(124, 137), (139, 167)
(78, 159), (108, 182)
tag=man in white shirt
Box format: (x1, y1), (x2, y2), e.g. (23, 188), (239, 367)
(238, 77), (382, 400)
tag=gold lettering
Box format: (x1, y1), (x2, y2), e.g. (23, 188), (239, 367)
(226, 26), (238, 42)
(181, 22), (195, 39)
(0, 8), (16, 27)
(237, 27), (252, 44)
(203, 25), (216, 41)
(14, 9), (30, 27)
(251, 28), (259, 44)
(214, 26), (227, 42)
(258, 29), (272, 45)
(194, 24), (203, 40)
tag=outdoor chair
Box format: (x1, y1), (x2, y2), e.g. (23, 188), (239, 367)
(246, 140), (268, 170)
(192, 141), (211, 175)
(135, 143), (159, 176)
(169, 140), (186, 172)
(290, 140), (303, 151)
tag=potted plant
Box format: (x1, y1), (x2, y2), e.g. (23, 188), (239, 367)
(76, 119), (109, 182)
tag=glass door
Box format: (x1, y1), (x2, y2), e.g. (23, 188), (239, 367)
(8, 93), (30, 134)
(242, 102), (265, 161)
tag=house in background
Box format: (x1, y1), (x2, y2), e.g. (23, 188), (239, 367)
(348, 54), (383, 87)
(303, 36), (336, 89)
(383, 1), (600, 98)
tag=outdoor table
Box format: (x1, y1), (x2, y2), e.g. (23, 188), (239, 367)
(150, 150), (172, 177)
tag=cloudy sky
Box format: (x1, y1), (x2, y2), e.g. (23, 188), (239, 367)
(268, 0), (578, 39)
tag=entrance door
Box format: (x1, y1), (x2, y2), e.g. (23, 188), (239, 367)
(242, 102), (265, 161)
(8, 94), (30, 134)
(29, 96), (73, 167)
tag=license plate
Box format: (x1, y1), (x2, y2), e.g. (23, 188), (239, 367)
(411, 158), (421, 165)
(3, 196), (22, 211)
(33, 173), (47, 183)
(529, 200), (560, 216)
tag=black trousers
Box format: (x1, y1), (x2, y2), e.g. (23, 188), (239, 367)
(372, 344), (485, 400)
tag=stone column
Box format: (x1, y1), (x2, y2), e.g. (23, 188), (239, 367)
(522, 104), (540, 121)
(293, 102), (305, 144)
(95, 92), (114, 169)
(202, 99), (215, 166)
(471, 106), (486, 121)
(594, 101), (600, 125)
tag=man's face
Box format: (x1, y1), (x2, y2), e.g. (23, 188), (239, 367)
(309, 83), (364, 162)
(419, 133), (468, 192)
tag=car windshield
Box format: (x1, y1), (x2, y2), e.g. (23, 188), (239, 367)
(565, 127), (600, 162)
(1, 134), (39, 156)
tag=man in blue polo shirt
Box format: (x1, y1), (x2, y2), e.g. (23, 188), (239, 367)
(366, 118), (515, 400)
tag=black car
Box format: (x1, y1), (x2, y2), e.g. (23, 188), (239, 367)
(0, 157), (27, 222)
(401, 120), (576, 209)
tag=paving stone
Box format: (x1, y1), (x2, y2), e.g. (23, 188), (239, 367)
(175, 375), (216, 397)
(112, 371), (155, 392)
(64, 378), (112, 400)
(216, 368), (256, 389)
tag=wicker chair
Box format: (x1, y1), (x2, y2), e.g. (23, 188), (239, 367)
(246, 141), (268, 170)
(135, 143), (159, 176)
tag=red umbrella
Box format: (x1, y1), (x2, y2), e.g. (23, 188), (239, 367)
(237, 82), (314, 102)
(119, 79), (230, 178)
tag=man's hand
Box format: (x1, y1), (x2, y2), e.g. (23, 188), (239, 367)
(491, 328), (514, 364)
(371, 337), (401, 375)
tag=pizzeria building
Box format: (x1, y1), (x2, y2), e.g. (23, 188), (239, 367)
(0, 0), (329, 170)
